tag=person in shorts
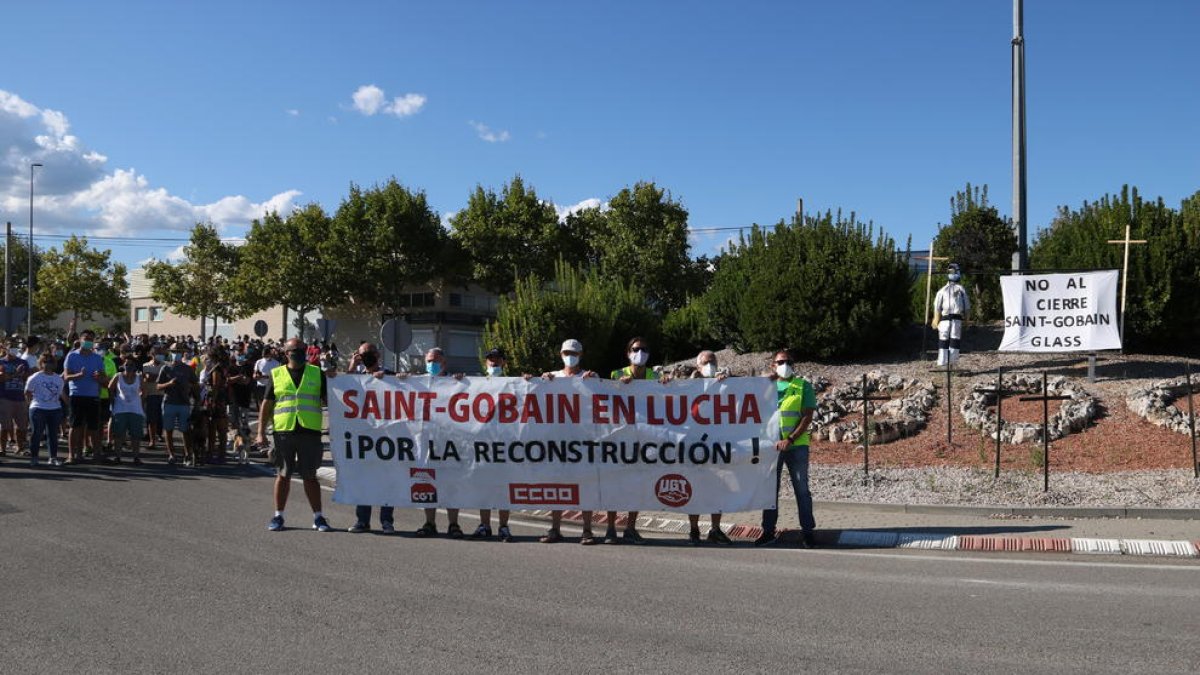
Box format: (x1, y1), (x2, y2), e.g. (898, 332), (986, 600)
(109, 354), (146, 465)
(63, 330), (106, 464)
(0, 346), (31, 456)
(257, 338), (333, 532)
(157, 342), (198, 465)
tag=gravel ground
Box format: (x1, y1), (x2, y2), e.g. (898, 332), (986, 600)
(670, 323), (1200, 507)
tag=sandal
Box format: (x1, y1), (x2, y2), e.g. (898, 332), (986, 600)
(447, 522), (465, 539)
(538, 529), (563, 543)
(580, 530), (597, 546)
(414, 522), (437, 538)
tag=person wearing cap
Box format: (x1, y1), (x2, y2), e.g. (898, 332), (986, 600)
(932, 262), (970, 367)
(63, 330), (107, 464)
(472, 347), (515, 541)
(687, 350), (734, 545)
(755, 348), (817, 548)
(539, 339), (598, 544)
(347, 342), (397, 534)
(406, 347), (466, 538)
(157, 342), (199, 465)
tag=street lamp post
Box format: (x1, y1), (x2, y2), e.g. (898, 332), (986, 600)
(29, 162), (42, 336)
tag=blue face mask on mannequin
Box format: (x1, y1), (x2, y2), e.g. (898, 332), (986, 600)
(425, 361), (442, 376)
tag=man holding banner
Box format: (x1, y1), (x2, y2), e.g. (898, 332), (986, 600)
(756, 350), (817, 548)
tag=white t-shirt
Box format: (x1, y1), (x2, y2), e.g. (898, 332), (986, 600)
(254, 358), (279, 387)
(25, 371), (65, 410)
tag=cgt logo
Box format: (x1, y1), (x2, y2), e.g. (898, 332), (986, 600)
(508, 483), (580, 506)
(655, 474), (692, 508)
(411, 467), (437, 504)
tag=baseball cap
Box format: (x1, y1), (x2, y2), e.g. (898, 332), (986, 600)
(484, 347), (506, 360)
(561, 339), (583, 353)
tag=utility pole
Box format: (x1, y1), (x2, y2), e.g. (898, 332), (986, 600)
(4, 222), (11, 308)
(1011, 0), (1028, 271)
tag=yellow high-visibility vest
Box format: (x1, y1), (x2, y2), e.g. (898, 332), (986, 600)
(271, 364), (323, 432)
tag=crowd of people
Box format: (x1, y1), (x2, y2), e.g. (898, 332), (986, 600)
(2, 330), (339, 469)
(8, 329), (817, 548)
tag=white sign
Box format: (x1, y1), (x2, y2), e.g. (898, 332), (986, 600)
(999, 270), (1121, 352)
(329, 375), (780, 512)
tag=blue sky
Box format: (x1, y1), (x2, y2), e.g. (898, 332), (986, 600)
(1, 0), (1197, 269)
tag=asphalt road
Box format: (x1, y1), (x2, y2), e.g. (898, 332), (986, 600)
(3, 461), (1199, 674)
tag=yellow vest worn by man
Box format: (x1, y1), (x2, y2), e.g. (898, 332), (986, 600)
(271, 364), (323, 432)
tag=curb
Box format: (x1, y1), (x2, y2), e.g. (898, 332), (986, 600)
(306, 467), (1199, 559)
(814, 500), (1200, 520)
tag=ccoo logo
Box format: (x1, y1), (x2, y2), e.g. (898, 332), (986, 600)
(655, 474), (692, 508)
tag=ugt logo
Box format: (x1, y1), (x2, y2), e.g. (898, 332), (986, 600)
(655, 474), (692, 508)
(410, 467), (438, 504)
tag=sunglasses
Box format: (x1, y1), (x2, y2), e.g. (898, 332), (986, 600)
(774, 359), (794, 366)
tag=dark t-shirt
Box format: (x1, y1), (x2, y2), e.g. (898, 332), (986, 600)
(266, 365), (327, 435)
(229, 362), (254, 408)
(157, 362), (197, 406)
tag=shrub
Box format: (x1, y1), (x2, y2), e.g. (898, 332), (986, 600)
(483, 261), (659, 376)
(701, 211), (911, 359)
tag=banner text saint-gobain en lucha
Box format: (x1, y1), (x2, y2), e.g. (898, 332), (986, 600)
(329, 376), (781, 512)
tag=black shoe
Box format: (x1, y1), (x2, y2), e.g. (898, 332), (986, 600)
(622, 527), (645, 544)
(348, 522), (370, 534)
(602, 528), (620, 545)
(707, 528), (733, 545)
(688, 528), (702, 546)
(801, 531), (817, 548)
(447, 522), (465, 539)
(754, 531), (778, 547)
(414, 522), (437, 538)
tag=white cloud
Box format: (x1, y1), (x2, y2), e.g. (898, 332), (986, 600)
(551, 198), (603, 222)
(351, 85), (426, 118)
(468, 120), (510, 143)
(0, 89), (302, 249)
(286, 109), (300, 117)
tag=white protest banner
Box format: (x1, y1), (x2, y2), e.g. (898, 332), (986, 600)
(999, 270), (1121, 352)
(330, 375), (780, 513)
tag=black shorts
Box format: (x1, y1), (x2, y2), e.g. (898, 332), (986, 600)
(272, 432), (323, 480)
(70, 396), (101, 431)
(100, 397), (112, 424)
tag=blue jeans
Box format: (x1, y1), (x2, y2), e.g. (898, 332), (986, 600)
(355, 505), (394, 526)
(761, 445), (815, 534)
(29, 407), (63, 461)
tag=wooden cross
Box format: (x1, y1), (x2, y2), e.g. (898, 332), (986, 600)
(1186, 363), (1198, 479)
(978, 366), (1020, 478)
(856, 373), (895, 485)
(914, 241), (950, 360)
(1106, 224), (1147, 348)
(1017, 372), (1072, 491)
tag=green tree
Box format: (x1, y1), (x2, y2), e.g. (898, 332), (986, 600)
(483, 261), (659, 376)
(144, 223), (238, 340)
(449, 176), (562, 294)
(0, 237), (44, 319)
(931, 184), (1017, 320)
(563, 181), (692, 311)
(228, 204), (351, 339)
(701, 211), (911, 359)
(331, 179), (459, 317)
(35, 235), (128, 323)
(1031, 185), (1195, 347)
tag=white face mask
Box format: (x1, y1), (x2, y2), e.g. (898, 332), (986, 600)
(700, 363), (717, 378)
(562, 354), (580, 368)
(776, 364), (794, 379)
(487, 365), (503, 377)
(629, 350), (649, 367)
